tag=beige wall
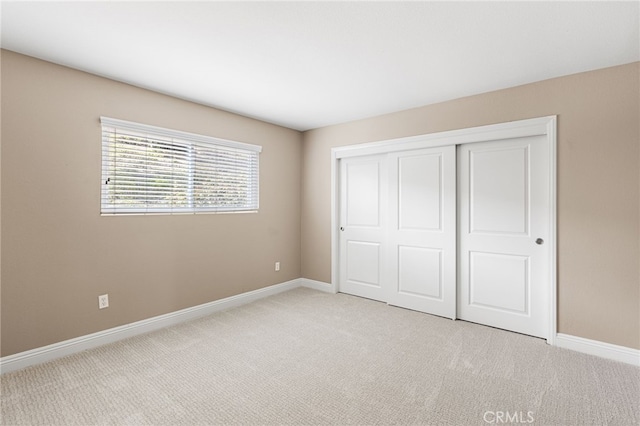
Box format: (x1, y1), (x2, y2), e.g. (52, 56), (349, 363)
(1, 50), (302, 356)
(302, 62), (640, 349)
(2, 49), (639, 357)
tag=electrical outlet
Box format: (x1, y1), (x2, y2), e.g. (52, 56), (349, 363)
(275, 261), (280, 272)
(98, 294), (109, 309)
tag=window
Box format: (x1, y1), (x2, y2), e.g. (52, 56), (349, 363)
(100, 117), (261, 215)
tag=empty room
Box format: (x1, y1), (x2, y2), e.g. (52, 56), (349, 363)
(1, 1), (639, 425)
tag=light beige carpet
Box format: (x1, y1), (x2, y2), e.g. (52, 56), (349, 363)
(1, 288), (638, 425)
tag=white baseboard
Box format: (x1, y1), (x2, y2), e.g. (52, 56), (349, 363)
(0, 278), (303, 374)
(5, 283), (637, 374)
(555, 333), (640, 367)
(300, 278), (334, 293)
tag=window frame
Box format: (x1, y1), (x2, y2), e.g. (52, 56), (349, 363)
(100, 117), (262, 216)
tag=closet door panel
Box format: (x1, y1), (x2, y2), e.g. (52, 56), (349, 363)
(458, 136), (550, 338)
(339, 155), (388, 302)
(388, 146), (456, 318)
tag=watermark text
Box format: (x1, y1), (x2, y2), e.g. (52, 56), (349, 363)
(483, 411), (535, 424)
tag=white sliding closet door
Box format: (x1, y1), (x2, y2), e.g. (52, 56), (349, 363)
(458, 136), (550, 338)
(387, 146), (457, 319)
(339, 155), (388, 302)
(336, 117), (554, 340)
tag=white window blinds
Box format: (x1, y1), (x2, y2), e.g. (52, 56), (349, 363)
(100, 117), (261, 215)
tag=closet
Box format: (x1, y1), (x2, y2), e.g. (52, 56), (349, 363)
(334, 117), (555, 340)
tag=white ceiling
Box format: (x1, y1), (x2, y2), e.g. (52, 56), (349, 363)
(1, 1), (638, 131)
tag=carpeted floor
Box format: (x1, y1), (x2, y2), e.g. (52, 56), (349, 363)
(1, 287), (638, 425)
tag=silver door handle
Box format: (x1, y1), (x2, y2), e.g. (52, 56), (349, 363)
(536, 238), (544, 245)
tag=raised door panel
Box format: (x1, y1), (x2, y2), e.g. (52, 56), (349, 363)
(399, 154), (442, 231)
(469, 251), (528, 314)
(346, 162), (381, 228)
(398, 246), (442, 299)
(470, 146), (529, 235)
(347, 241), (381, 288)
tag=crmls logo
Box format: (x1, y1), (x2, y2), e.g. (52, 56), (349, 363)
(483, 411), (535, 424)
